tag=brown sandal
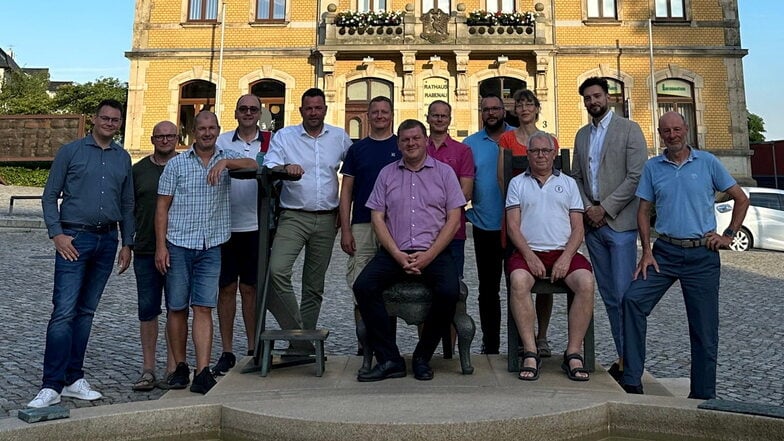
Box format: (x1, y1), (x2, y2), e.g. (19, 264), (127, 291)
(132, 370), (156, 391)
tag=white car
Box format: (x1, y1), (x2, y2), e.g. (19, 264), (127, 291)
(715, 186), (784, 252)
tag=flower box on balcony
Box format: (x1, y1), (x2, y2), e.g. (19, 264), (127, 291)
(335, 10), (404, 28)
(466, 10), (535, 27)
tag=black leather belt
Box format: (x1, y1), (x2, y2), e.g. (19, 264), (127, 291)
(657, 235), (708, 248)
(284, 208), (337, 215)
(61, 222), (118, 234)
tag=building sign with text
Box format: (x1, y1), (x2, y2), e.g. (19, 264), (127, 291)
(423, 77), (449, 109)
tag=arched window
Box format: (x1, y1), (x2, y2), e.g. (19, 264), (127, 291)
(179, 80), (216, 146)
(250, 79), (286, 131)
(606, 78), (627, 117)
(345, 78), (394, 141)
(479, 77), (527, 128)
(657, 79), (698, 147)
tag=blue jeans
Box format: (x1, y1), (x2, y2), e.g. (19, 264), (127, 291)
(622, 240), (720, 399)
(42, 229), (118, 392)
(164, 242), (221, 310)
(585, 225), (637, 358)
(134, 254), (166, 321)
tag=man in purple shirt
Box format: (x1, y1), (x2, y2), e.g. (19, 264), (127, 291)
(353, 119), (466, 382)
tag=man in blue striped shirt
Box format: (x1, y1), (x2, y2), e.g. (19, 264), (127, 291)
(155, 111), (257, 394)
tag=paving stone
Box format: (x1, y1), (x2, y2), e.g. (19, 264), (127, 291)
(1, 184), (783, 416)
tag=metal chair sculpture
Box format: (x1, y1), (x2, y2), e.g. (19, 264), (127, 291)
(230, 167), (329, 377)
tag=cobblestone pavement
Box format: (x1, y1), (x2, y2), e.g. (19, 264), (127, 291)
(1, 185), (783, 417)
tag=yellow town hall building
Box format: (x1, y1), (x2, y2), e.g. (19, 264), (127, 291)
(125, 0), (751, 178)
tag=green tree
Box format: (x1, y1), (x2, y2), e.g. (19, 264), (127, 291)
(0, 70), (54, 114)
(748, 111), (766, 143)
(52, 77), (128, 115)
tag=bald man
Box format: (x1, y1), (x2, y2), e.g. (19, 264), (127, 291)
(131, 121), (179, 391)
(155, 111), (257, 394)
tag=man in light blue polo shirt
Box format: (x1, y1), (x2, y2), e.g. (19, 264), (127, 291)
(621, 111), (749, 399)
(462, 93), (512, 354)
(155, 111), (257, 394)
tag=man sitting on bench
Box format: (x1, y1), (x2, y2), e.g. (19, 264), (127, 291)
(505, 131), (594, 382)
(353, 119), (465, 382)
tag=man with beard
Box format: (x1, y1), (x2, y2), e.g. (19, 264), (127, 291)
(571, 77), (647, 382)
(131, 120), (178, 391)
(462, 94), (513, 354)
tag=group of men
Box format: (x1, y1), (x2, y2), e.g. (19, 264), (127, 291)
(28, 76), (748, 408)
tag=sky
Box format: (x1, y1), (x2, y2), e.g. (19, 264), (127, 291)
(1, 0), (782, 140)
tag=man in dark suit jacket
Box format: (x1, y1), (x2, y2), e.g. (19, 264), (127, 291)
(571, 77), (647, 380)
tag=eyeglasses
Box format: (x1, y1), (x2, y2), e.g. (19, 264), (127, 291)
(528, 148), (554, 156)
(515, 102), (537, 108)
(482, 106), (504, 113)
(152, 134), (178, 142)
(238, 106), (260, 114)
(97, 115), (121, 124)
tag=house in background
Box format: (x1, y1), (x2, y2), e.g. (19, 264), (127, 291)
(125, 0), (752, 182)
(0, 48), (72, 96)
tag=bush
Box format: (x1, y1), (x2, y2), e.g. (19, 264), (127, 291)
(0, 166), (50, 187)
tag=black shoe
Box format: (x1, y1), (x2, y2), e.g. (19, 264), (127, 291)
(211, 352), (236, 376)
(190, 367), (217, 394)
(608, 362), (623, 384)
(357, 360), (407, 382)
(480, 344), (499, 355)
(622, 383), (644, 394)
(167, 362), (190, 389)
(412, 357), (434, 381)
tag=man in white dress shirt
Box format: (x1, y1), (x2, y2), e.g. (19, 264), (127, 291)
(262, 88), (352, 352)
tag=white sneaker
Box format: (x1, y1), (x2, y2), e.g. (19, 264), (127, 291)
(61, 379), (103, 401)
(27, 388), (61, 408)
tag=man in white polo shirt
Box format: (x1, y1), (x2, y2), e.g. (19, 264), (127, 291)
(505, 131), (594, 382)
(213, 94), (270, 375)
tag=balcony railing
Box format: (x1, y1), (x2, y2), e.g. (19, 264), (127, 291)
(321, 4), (544, 47)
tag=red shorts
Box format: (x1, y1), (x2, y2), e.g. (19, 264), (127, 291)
(506, 249), (592, 277)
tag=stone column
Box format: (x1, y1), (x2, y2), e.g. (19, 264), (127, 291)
(454, 50), (470, 102)
(401, 50), (417, 102)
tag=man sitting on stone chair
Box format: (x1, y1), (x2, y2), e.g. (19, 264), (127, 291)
(353, 119), (465, 382)
(505, 131), (595, 381)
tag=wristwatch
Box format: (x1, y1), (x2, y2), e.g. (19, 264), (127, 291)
(722, 228), (735, 238)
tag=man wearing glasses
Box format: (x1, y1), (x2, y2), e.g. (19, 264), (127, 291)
(31, 99), (135, 408)
(506, 131), (594, 382)
(212, 94), (270, 376)
(131, 121), (179, 392)
(462, 94), (513, 355)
